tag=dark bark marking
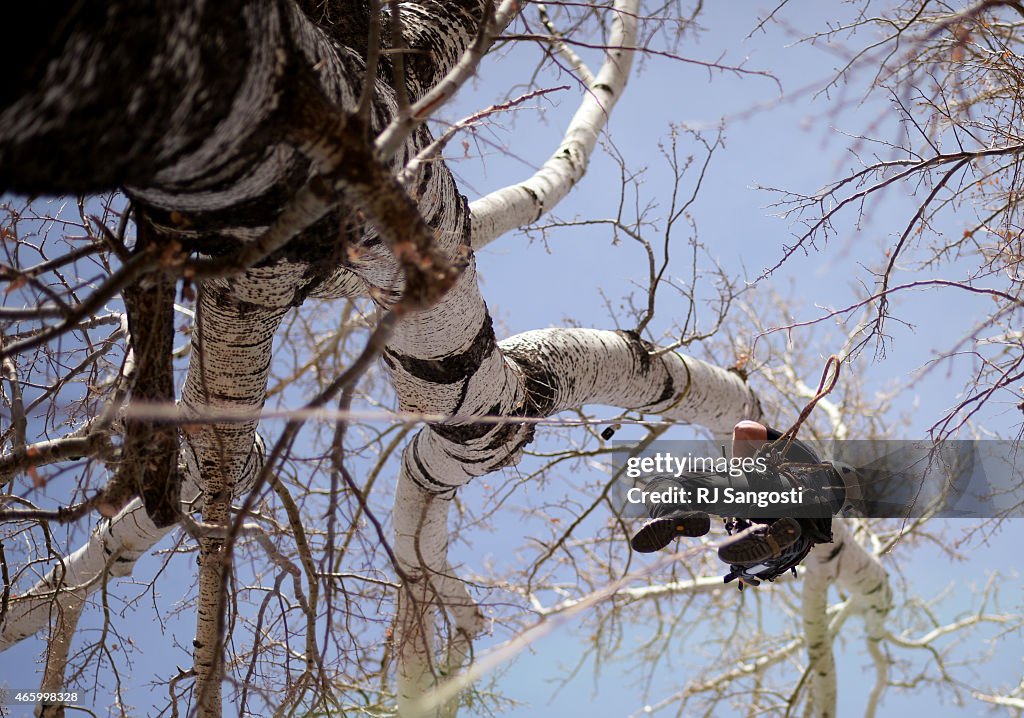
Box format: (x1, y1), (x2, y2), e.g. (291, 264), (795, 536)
(654, 373), (676, 406)
(487, 428), (536, 470)
(409, 437), (456, 494)
(384, 313), (495, 385)
(615, 329), (653, 372)
(430, 402), (503, 443)
(504, 346), (560, 417)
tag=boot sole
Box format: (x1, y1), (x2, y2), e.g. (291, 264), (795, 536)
(718, 517), (801, 565)
(630, 512), (711, 553)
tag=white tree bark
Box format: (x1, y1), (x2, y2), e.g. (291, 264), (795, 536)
(469, 1), (640, 249)
(392, 328), (760, 714)
(801, 520), (892, 718)
(0, 499), (167, 650)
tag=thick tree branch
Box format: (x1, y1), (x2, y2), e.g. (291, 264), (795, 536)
(470, 0), (640, 248)
(392, 327), (761, 713)
(96, 216), (180, 525)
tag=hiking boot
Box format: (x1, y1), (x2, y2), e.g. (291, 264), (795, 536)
(718, 517), (802, 565)
(630, 511), (711, 553)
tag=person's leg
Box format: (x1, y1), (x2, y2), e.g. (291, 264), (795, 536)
(630, 421), (836, 558)
(717, 421), (805, 564)
(630, 421), (777, 554)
